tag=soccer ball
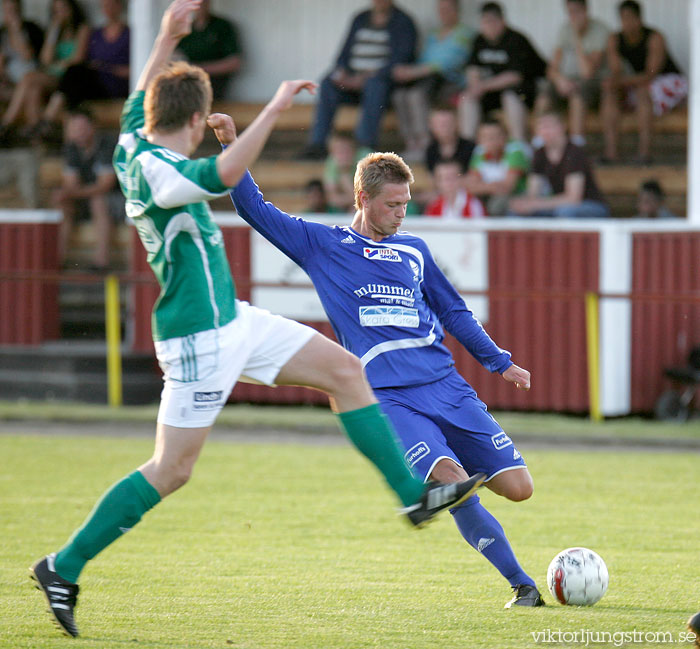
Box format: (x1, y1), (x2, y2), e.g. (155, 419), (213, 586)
(547, 547), (609, 606)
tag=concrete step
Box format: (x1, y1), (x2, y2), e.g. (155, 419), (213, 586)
(0, 369), (160, 404)
(58, 277), (128, 339)
(0, 342), (161, 404)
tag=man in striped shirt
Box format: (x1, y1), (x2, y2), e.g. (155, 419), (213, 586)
(299, 0), (417, 159)
(29, 0), (482, 638)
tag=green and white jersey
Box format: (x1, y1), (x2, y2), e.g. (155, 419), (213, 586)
(469, 140), (530, 195)
(113, 91), (236, 341)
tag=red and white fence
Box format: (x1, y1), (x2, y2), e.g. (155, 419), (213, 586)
(2, 210), (697, 415)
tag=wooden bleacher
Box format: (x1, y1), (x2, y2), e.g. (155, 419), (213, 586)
(33, 154), (687, 218)
(0, 97), (688, 265)
(245, 160), (688, 217)
(82, 98), (689, 136)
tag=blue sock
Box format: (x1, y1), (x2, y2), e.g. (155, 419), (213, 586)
(451, 495), (535, 588)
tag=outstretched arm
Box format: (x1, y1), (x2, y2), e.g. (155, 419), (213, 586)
(422, 245), (531, 390)
(208, 112), (323, 267)
(213, 80), (316, 188)
(135, 0), (201, 93)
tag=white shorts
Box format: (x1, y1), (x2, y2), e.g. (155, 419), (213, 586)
(155, 301), (316, 428)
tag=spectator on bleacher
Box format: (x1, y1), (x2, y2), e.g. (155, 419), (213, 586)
(536, 0), (609, 147)
(324, 131), (368, 213)
(391, 0), (474, 162)
(0, 0), (43, 104)
(425, 106), (474, 173)
(53, 105), (118, 271)
(299, 0), (417, 160)
(38, 0), (129, 137)
(303, 179), (338, 214)
(424, 159), (485, 219)
(0, 0), (88, 143)
(509, 111), (609, 218)
(465, 119), (529, 216)
(176, 0), (242, 100)
(601, 0), (687, 165)
(458, 2), (545, 142)
(635, 179), (678, 219)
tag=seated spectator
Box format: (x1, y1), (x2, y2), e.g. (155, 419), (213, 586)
(176, 0), (242, 99)
(601, 0), (687, 164)
(0, 0), (44, 103)
(458, 2), (545, 142)
(391, 0), (474, 161)
(323, 131), (368, 212)
(0, 0), (88, 142)
(465, 119), (529, 216)
(303, 179), (338, 214)
(299, 0), (417, 159)
(635, 179), (678, 219)
(509, 111), (609, 218)
(536, 0), (609, 146)
(39, 0), (129, 134)
(425, 160), (485, 219)
(425, 106), (474, 173)
(53, 106), (118, 271)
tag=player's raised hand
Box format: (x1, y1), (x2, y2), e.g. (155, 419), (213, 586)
(502, 364), (531, 391)
(268, 80), (317, 113)
(207, 113), (237, 146)
(162, 0), (201, 41)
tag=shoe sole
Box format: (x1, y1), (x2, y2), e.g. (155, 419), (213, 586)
(29, 566), (77, 638)
(451, 472), (486, 509)
(412, 472), (487, 529)
(505, 598), (546, 608)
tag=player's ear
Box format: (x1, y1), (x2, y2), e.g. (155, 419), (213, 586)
(189, 111), (204, 129)
(358, 190), (369, 208)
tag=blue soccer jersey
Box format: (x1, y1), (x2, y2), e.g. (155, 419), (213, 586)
(231, 171), (512, 389)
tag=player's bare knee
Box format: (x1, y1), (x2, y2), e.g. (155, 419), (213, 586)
(430, 458), (468, 483)
(507, 474), (534, 502)
(326, 350), (365, 394)
(150, 459), (193, 495)
(507, 486), (533, 502)
(169, 465), (193, 492)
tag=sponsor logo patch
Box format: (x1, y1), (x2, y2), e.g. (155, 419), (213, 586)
(193, 391), (224, 410)
(363, 247), (402, 262)
(404, 441), (430, 467)
(491, 431), (513, 450)
(194, 391), (223, 402)
(359, 306), (419, 327)
(353, 283), (415, 306)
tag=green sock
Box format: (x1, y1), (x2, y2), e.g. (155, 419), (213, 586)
(54, 470), (161, 583)
(336, 403), (425, 507)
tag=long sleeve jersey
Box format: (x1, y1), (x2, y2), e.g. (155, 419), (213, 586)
(231, 171), (512, 389)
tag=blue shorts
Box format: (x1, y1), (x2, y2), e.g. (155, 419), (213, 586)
(375, 370), (526, 482)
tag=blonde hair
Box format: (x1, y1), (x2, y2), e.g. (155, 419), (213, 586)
(353, 152), (414, 211)
(145, 61), (212, 134)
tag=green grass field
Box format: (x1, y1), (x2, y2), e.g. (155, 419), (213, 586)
(1, 431), (698, 649)
(2, 399), (700, 441)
